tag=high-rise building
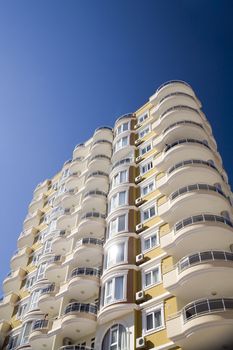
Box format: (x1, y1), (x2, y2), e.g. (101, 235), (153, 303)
(0, 80), (233, 350)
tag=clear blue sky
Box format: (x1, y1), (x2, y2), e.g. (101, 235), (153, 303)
(0, 0), (233, 292)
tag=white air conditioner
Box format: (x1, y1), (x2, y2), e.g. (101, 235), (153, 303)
(136, 223), (144, 233)
(135, 138), (143, 146)
(136, 253), (145, 264)
(134, 123), (142, 130)
(136, 336), (146, 349)
(136, 155), (142, 163)
(135, 197), (143, 206)
(135, 175), (142, 184)
(136, 290), (145, 302)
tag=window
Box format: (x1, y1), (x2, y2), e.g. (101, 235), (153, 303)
(36, 262), (47, 281)
(116, 122), (129, 135)
(32, 253), (42, 266)
(138, 125), (150, 139)
(28, 290), (41, 311)
(138, 113), (148, 124)
(102, 324), (127, 350)
(108, 214), (127, 238)
(141, 180), (155, 196)
(144, 266), (161, 288)
(25, 275), (36, 289)
(111, 170), (128, 188)
(141, 205), (156, 221)
(109, 191), (127, 213)
(104, 242), (126, 269)
(143, 232), (158, 251)
(140, 160), (153, 174)
(61, 168), (69, 179)
(103, 276), (125, 305)
(19, 321), (33, 345)
(43, 239), (52, 254)
(8, 335), (19, 350)
(145, 306), (164, 333)
(140, 143), (152, 155)
(17, 303), (28, 319)
(114, 136), (129, 152)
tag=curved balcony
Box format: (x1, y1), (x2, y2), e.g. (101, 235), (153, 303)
(69, 157), (87, 175)
(34, 180), (51, 199)
(67, 267), (101, 301)
(88, 155), (111, 173)
(45, 255), (66, 283)
(60, 346), (92, 350)
(161, 214), (233, 258)
(10, 246), (32, 270)
(82, 190), (107, 212)
(158, 184), (230, 224)
(73, 238), (103, 267)
(0, 320), (11, 347)
(93, 126), (113, 143)
(29, 194), (47, 214)
(0, 292), (18, 319)
(85, 171), (109, 193)
(164, 251), (233, 301)
(23, 209), (42, 230)
(51, 230), (72, 255)
(167, 298), (233, 350)
(78, 212), (106, 237)
(61, 303), (97, 340)
(157, 159), (225, 195)
(29, 319), (53, 349)
(56, 208), (76, 230)
(150, 80), (195, 103)
(3, 268), (26, 294)
(73, 143), (87, 160)
(111, 157), (134, 171)
(38, 284), (60, 316)
(91, 139), (112, 157)
(60, 190), (81, 209)
(17, 227), (38, 249)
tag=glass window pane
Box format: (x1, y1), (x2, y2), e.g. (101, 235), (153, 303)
(118, 215), (126, 231)
(115, 276), (124, 300)
(154, 310), (162, 328)
(146, 313), (153, 330)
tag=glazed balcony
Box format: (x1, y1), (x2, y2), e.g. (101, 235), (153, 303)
(65, 267), (101, 301)
(45, 255), (66, 283)
(161, 214), (233, 258)
(85, 171), (109, 193)
(88, 154), (111, 173)
(91, 139), (112, 157)
(164, 251), (233, 301)
(93, 126), (113, 143)
(3, 268), (26, 294)
(29, 193), (47, 214)
(78, 211), (106, 238)
(167, 298), (233, 350)
(111, 157), (134, 171)
(17, 227), (38, 249)
(34, 180), (51, 199)
(29, 319), (53, 350)
(10, 246), (32, 270)
(157, 159), (225, 195)
(72, 238), (103, 267)
(23, 209), (43, 230)
(150, 80), (196, 104)
(158, 184), (231, 225)
(38, 284), (60, 316)
(82, 190), (107, 212)
(61, 303), (97, 340)
(51, 230), (72, 255)
(0, 292), (18, 319)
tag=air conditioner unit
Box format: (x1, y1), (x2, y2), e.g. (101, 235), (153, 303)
(135, 175), (142, 184)
(136, 290), (145, 302)
(136, 253), (145, 264)
(136, 223), (144, 233)
(135, 197), (143, 206)
(135, 138), (143, 146)
(136, 155), (142, 163)
(134, 123), (142, 130)
(136, 336), (146, 349)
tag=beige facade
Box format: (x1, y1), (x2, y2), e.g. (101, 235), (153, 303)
(0, 81), (233, 350)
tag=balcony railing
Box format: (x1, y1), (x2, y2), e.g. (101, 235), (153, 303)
(40, 284), (56, 295)
(164, 138), (210, 153)
(168, 159), (218, 175)
(161, 105), (200, 119)
(156, 80), (191, 93)
(90, 155), (111, 162)
(60, 346), (92, 350)
(81, 212), (106, 220)
(159, 92), (196, 104)
(86, 171), (108, 180)
(64, 302), (97, 315)
(32, 319), (49, 330)
(163, 120), (204, 135)
(178, 250), (233, 272)
(71, 267), (101, 278)
(170, 184), (228, 201)
(76, 238), (103, 247)
(183, 298), (233, 322)
(83, 190), (107, 199)
(174, 214), (233, 233)
(112, 157), (133, 170)
(92, 139), (112, 146)
(47, 255), (62, 264)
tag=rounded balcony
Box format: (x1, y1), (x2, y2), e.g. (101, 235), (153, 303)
(85, 171), (109, 193)
(91, 139), (112, 157)
(34, 179), (51, 199)
(3, 268), (26, 294)
(111, 157), (134, 172)
(73, 143), (87, 160)
(69, 157), (87, 175)
(78, 212), (106, 237)
(0, 320), (11, 347)
(157, 159), (225, 195)
(60, 190), (81, 209)
(10, 246), (32, 270)
(59, 346), (92, 350)
(56, 208), (76, 230)
(82, 190), (107, 212)
(65, 173), (84, 191)
(29, 194), (47, 214)
(161, 214), (233, 258)
(17, 227), (38, 249)
(73, 238), (103, 267)
(66, 267), (101, 301)
(158, 184), (231, 224)
(88, 155), (111, 173)
(29, 319), (53, 350)
(45, 255), (66, 283)
(61, 303), (97, 340)
(0, 292), (19, 319)
(93, 126), (113, 143)
(167, 298), (233, 350)
(151, 80), (195, 103)
(23, 209), (42, 231)
(38, 284), (60, 316)
(164, 250), (233, 301)
(51, 230), (72, 255)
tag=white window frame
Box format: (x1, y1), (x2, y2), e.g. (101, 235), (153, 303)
(140, 159), (153, 175)
(109, 190), (128, 213)
(142, 230), (159, 252)
(114, 136), (129, 153)
(108, 213), (128, 238)
(28, 289), (41, 311)
(17, 302), (28, 320)
(139, 142), (152, 156)
(143, 264), (161, 289)
(36, 262), (47, 281)
(19, 321), (33, 345)
(103, 274), (127, 306)
(140, 179), (155, 197)
(138, 112), (149, 124)
(116, 121), (130, 135)
(111, 170), (128, 189)
(43, 239), (52, 254)
(138, 125), (151, 139)
(25, 273), (36, 289)
(142, 303), (165, 335)
(140, 203), (156, 222)
(104, 239), (128, 270)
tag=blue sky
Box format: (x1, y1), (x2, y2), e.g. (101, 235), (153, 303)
(0, 0), (233, 292)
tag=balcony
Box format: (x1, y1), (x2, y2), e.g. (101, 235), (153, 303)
(91, 139), (112, 157)
(34, 180), (51, 199)
(163, 251), (233, 301)
(82, 190), (107, 212)
(88, 155), (111, 173)
(29, 193), (47, 213)
(3, 268), (26, 294)
(78, 211), (106, 237)
(0, 320), (11, 346)
(161, 214), (233, 258)
(45, 255), (66, 283)
(150, 80), (195, 103)
(23, 209), (42, 230)
(61, 303), (97, 340)
(93, 126), (113, 143)
(38, 284), (60, 316)
(29, 319), (53, 349)
(60, 346), (92, 350)
(167, 298), (233, 350)
(157, 159), (225, 195)
(10, 246), (32, 270)
(73, 143), (86, 160)
(65, 173), (84, 191)
(69, 157), (87, 175)
(0, 292), (18, 319)
(56, 208), (76, 230)
(158, 184), (231, 225)
(85, 171), (109, 193)
(66, 267), (101, 301)
(72, 238), (103, 267)
(51, 230), (72, 254)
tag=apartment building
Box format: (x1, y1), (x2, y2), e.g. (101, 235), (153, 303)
(0, 80), (233, 350)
